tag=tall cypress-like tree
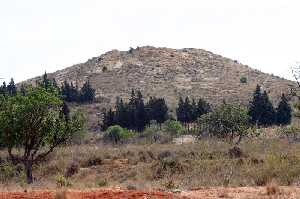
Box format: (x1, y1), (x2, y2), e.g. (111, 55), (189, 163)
(260, 91), (276, 125)
(80, 81), (95, 103)
(146, 97), (168, 127)
(249, 85), (264, 125)
(197, 98), (211, 117)
(128, 89), (136, 129)
(183, 96), (192, 124)
(135, 91), (147, 132)
(102, 108), (115, 130)
(176, 96), (185, 123)
(0, 82), (7, 95)
(190, 99), (198, 122)
(115, 98), (130, 128)
(276, 94), (292, 125)
(7, 78), (17, 96)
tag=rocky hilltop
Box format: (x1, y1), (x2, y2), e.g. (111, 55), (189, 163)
(25, 46), (294, 109)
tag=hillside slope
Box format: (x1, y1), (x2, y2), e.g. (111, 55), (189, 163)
(25, 46), (294, 110)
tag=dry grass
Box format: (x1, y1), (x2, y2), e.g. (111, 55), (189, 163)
(1, 129), (300, 191)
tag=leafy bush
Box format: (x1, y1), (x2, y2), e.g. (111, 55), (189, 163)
(55, 174), (72, 187)
(162, 120), (184, 135)
(96, 178), (108, 187)
(103, 125), (135, 144)
(240, 76), (247, 83)
(277, 125), (300, 141)
(198, 104), (250, 144)
(0, 162), (15, 182)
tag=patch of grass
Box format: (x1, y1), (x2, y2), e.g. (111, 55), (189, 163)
(96, 178), (108, 187)
(55, 174), (72, 187)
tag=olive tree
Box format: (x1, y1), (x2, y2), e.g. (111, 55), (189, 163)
(0, 86), (84, 184)
(197, 104), (250, 144)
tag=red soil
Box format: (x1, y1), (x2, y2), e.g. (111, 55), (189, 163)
(0, 189), (182, 199)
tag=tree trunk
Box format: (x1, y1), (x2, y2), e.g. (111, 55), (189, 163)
(25, 161), (33, 184)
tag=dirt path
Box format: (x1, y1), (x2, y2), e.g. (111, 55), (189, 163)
(0, 189), (180, 199)
(1, 187), (300, 199)
(180, 186), (300, 199)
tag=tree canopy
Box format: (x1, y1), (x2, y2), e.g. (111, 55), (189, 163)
(0, 85), (85, 184)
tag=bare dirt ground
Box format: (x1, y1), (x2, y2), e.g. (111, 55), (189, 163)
(180, 186), (300, 199)
(1, 187), (300, 199)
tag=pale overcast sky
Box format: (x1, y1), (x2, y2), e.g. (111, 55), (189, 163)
(0, 0), (299, 83)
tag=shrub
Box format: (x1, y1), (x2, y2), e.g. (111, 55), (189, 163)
(102, 66), (107, 72)
(55, 174), (72, 187)
(277, 125), (300, 141)
(103, 125), (135, 144)
(240, 76), (247, 83)
(104, 125), (123, 144)
(163, 120), (184, 135)
(96, 178), (108, 187)
(198, 104), (250, 144)
(64, 162), (79, 177)
(0, 162), (15, 182)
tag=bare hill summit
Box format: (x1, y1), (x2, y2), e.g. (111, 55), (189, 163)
(25, 46), (293, 109)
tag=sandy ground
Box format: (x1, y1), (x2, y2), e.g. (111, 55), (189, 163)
(1, 187), (300, 199)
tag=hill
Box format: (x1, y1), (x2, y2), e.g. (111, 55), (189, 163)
(23, 46), (294, 128)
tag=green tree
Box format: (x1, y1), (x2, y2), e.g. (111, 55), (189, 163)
(0, 85), (84, 184)
(146, 97), (168, 128)
(198, 104), (250, 144)
(102, 108), (115, 130)
(134, 91), (147, 132)
(7, 78), (17, 96)
(276, 94), (292, 125)
(190, 99), (198, 122)
(176, 96), (185, 124)
(197, 98), (211, 117)
(0, 81), (7, 95)
(128, 89), (136, 129)
(260, 91), (276, 125)
(249, 85), (263, 125)
(80, 80), (95, 103)
(115, 98), (130, 129)
(183, 96), (192, 124)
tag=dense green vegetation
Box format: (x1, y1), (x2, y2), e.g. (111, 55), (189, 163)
(0, 79), (85, 184)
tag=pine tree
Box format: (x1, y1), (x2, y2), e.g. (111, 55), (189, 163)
(61, 102), (70, 122)
(260, 91), (276, 126)
(183, 96), (192, 124)
(0, 82), (7, 95)
(276, 94), (292, 125)
(70, 82), (79, 102)
(102, 108), (115, 130)
(20, 84), (27, 96)
(176, 96), (185, 123)
(41, 72), (50, 89)
(135, 91), (147, 132)
(115, 98), (130, 128)
(197, 98), (211, 117)
(80, 80), (95, 103)
(7, 78), (17, 96)
(249, 85), (264, 125)
(128, 89), (136, 130)
(146, 97), (168, 128)
(61, 81), (71, 101)
(190, 98), (198, 122)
